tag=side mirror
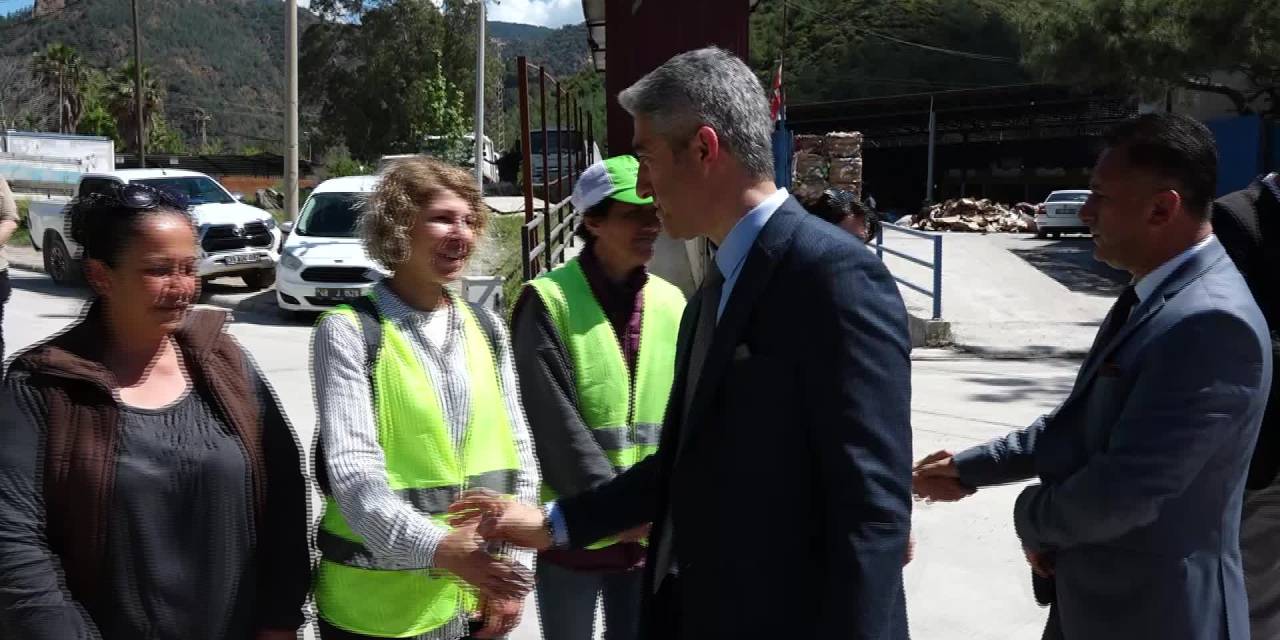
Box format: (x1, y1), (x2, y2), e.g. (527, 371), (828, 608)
(280, 221), (295, 235)
(232, 192), (245, 201)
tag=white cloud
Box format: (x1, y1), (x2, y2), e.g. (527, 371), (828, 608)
(487, 0), (583, 28)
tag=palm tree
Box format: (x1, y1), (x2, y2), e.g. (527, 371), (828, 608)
(105, 61), (163, 154)
(32, 43), (89, 133)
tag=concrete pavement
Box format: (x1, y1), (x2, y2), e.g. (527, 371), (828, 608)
(878, 231), (1126, 358)
(3, 266), (1068, 640)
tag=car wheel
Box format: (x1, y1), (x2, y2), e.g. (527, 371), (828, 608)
(44, 233), (81, 285)
(241, 269), (276, 291)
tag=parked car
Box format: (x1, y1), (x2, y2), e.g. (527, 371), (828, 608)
(27, 169), (281, 288)
(1035, 189), (1091, 238)
(275, 175), (387, 318)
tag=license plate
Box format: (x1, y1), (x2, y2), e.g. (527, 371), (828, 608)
(316, 287), (365, 300)
(224, 254), (260, 265)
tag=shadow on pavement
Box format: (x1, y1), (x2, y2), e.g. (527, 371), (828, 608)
(9, 272), (90, 301)
(1008, 237), (1128, 297)
(964, 372), (1075, 404)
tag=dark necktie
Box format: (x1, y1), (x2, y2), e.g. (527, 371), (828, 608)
(683, 266), (725, 418)
(654, 267), (724, 592)
(1095, 285), (1138, 349)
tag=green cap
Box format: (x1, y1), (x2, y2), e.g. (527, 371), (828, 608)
(571, 155), (654, 211)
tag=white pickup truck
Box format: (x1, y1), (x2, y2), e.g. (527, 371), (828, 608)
(27, 169), (282, 288)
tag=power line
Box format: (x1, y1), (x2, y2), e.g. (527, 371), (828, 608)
(782, 0), (1018, 64)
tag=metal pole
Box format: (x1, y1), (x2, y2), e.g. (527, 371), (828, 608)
(474, 0), (485, 189)
(932, 234), (943, 320)
(517, 58), (534, 282)
(130, 0), (145, 167)
(285, 0), (299, 221)
(540, 68), (550, 275)
(925, 95), (936, 205)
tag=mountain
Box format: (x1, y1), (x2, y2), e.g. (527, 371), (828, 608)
(0, 1), (590, 153)
(488, 21), (553, 45)
(1, 0), (319, 151)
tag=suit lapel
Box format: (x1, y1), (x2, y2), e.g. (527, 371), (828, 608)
(674, 201), (803, 466)
(1065, 239), (1228, 404)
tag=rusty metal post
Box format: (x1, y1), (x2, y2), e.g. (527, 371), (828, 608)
(539, 67), (550, 276)
(518, 58), (534, 282)
(555, 88), (564, 262)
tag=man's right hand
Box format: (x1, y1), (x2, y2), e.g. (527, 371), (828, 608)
(433, 522), (533, 601)
(912, 450), (976, 502)
(448, 489), (554, 551)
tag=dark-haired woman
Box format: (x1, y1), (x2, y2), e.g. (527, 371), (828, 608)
(806, 188), (880, 243)
(0, 184), (311, 640)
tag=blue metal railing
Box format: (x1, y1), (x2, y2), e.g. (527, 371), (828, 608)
(874, 222), (943, 320)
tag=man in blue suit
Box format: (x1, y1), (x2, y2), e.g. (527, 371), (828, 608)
(915, 113), (1273, 640)
(451, 47), (913, 639)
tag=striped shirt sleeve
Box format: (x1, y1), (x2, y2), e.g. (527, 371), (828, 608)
(483, 306), (541, 571)
(311, 312), (447, 569)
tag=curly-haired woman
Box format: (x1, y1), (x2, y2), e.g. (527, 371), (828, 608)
(311, 156), (539, 640)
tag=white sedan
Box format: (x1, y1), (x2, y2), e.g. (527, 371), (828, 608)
(1035, 189), (1091, 238)
(275, 175), (387, 318)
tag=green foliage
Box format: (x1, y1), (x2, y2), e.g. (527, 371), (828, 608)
(0, 0), (319, 151)
(148, 114), (187, 154)
(11, 199), (31, 247)
(321, 146), (372, 179)
(749, 0), (1027, 102)
(104, 60), (164, 154)
(999, 0), (1279, 114)
(32, 42), (89, 133)
(412, 54), (471, 166)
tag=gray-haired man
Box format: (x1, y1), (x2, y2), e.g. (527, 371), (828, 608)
(452, 47), (913, 639)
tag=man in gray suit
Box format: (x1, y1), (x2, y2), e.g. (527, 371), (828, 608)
(915, 113), (1273, 640)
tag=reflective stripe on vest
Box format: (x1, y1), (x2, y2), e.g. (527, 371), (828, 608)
(526, 257), (684, 521)
(314, 296), (520, 638)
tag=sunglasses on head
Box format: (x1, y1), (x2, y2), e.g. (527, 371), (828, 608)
(104, 181), (186, 211)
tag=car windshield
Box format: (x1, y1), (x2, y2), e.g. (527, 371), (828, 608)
(1047, 192), (1089, 203)
(296, 193), (362, 237)
(134, 176), (234, 205)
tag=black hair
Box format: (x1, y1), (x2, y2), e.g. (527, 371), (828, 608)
(806, 188), (880, 240)
(1104, 113), (1218, 221)
(68, 183), (194, 267)
(574, 199), (614, 242)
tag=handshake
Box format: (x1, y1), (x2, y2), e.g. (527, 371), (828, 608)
(911, 450), (976, 502)
(422, 490), (559, 638)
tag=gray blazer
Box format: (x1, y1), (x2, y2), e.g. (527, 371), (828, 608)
(956, 237), (1273, 640)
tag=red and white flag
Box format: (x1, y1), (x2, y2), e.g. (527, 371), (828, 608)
(769, 60), (784, 122)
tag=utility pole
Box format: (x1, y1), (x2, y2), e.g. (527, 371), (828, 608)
(925, 95), (936, 204)
(474, 0), (486, 190)
(285, 0), (299, 221)
(131, 0), (145, 167)
(193, 108), (210, 150)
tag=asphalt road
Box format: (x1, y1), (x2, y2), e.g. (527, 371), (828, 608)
(4, 267), (1073, 640)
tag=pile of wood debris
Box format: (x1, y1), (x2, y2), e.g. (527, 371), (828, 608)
(909, 198), (1040, 233)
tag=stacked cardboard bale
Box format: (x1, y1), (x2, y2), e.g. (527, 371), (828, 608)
(791, 132), (863, 203)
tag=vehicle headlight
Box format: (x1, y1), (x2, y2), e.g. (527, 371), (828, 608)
(261, 218), (277, 230)
(280, 251), (303, 271)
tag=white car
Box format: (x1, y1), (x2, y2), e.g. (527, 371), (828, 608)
(1035, 189), (1091, 238)
(275, 175), (387, 317)
(27, 169), (281, 288)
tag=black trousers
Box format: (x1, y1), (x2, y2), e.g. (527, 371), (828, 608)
(317, 618), (485, 640)
(0, 269), (10, 362)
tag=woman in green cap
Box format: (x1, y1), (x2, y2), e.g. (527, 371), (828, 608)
(511, 155), (686, 640)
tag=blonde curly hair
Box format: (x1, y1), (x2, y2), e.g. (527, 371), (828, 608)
(359, 156), (487, 269)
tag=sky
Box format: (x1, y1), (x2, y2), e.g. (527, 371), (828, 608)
(2, 0), (585, 27)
